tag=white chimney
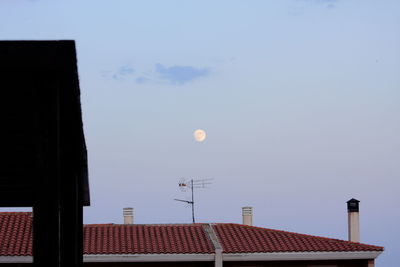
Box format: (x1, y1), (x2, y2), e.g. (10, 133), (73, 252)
(242, 206), (253, 226)
(123, 207), (134, 224)
(347, 199), (360, 242)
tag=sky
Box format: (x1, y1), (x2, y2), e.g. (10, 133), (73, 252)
(1, 0), (399, 266)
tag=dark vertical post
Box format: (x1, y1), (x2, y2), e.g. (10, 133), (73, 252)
(60, 174), (83, 267)
(33, 73), (62, 267)
(33, 203), (60, 266)
(58, 41), (85, 267)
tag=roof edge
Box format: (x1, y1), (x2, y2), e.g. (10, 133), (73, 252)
(0, 256), (32, 263)
(0, 251), (383, 264)
(84, 254), (215, 262)
(223, 251), (383, 261)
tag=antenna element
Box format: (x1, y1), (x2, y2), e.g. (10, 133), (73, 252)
(174, 178), (213, 223)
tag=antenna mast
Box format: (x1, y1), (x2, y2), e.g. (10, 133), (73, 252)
(174, 178), (212, 223)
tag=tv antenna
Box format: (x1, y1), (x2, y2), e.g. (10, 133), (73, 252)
(174, 178), (213, 223)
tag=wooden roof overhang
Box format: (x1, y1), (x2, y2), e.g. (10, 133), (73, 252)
(0, 40), (89, 207)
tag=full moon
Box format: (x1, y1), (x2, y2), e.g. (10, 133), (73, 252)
(194, 129), (206, 142)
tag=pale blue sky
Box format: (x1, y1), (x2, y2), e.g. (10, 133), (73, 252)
(1, 1), (399, 266)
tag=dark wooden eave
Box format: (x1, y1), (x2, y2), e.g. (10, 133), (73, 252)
(0, 40), (90, 207)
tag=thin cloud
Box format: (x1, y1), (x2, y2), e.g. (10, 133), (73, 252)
(154, 64), (209, 85)
(118, 65), (134, 76)
(300, 0), (338, 4)
(316, 0), (337, 8)
(102, 65), (135, 81)
(289, 0), (338, 14)
(135, 76), (149, 84)
(102, 63), (210, 85)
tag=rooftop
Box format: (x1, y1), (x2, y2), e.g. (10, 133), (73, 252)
(0, 212), (383, 257)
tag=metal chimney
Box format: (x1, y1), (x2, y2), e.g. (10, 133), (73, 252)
(347, 199), (360, 242)
(242, 206), (253, 226)
(123, 207), (134, 225)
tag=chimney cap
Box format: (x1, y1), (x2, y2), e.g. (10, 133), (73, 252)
(347, 198), (360, 212)
(242, 206), (253, 215)
(123, 207), (134, 215)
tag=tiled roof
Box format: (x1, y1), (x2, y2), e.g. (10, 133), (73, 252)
(83, 224), (214, 254)
(0, 213), (383, 257)
(0, 213), (32, 256)
(213, 223), (383, 253)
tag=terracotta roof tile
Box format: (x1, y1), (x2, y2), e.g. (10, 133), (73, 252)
(83, 224), (214, 254)
(0, 213), (383, 256)
(213, 223), (383, 253)
(0, 213), (32, 256)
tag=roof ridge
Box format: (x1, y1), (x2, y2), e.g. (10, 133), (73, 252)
(84, 224), (115, 226)
(84, 223), (205, 226)
(202, 223), (222, 250)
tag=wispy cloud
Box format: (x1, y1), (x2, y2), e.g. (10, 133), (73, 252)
(135, 76), (149, 84)
(102, 63), (210, 85)
(289, 0), (338, 15)
(299, 0), (338, 5)
(118, 65), (135, 76)
(101, 65), (135, 81)
(133, 64), (210, 85)
(154, 64), (209, 85)
(314, 0), (338, 8)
